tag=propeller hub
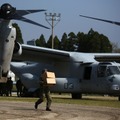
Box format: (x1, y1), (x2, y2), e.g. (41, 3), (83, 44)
(0, 3), (16, 19)
(0, 3), (49, 29)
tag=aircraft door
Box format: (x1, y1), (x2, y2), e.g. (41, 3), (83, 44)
(81, 66), (93, 92)
(96, 65), (111, 93)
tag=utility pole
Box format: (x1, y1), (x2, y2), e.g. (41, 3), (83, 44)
(45, 12), (61, 49)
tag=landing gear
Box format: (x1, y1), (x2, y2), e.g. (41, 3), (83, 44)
(71, 93), (82, 99)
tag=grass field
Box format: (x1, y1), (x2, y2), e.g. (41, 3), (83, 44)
(0, 94), (120, 108)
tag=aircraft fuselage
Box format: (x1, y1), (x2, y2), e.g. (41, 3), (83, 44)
(51, 62), (120, 96)
(11, 61), (120, 99)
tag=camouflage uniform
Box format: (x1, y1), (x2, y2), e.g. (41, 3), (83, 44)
(35, 73), (52, 111)
(44, 85), (52, 110)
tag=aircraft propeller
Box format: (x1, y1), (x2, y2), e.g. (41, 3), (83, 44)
(80, 15), (120, 26)
(0, 3), (50, 29)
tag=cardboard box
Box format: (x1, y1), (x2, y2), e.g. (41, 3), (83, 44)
(46, 78), (56, 85)
(43, 72), (55, 78)
(42, 71), (56, 85)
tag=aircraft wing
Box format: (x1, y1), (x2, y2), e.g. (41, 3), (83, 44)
(93, 53), (120, 62)
(12, 44), (70, 63)
(12, 44), (120, 63)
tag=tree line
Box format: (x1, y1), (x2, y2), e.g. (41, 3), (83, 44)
(36, 29), (112, 53)
(13, 23), (120, 53)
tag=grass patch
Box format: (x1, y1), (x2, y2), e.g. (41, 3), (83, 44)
(0, 96), (37, 102)
(0, 94), (120, 108)
(53, 98), (120, 108)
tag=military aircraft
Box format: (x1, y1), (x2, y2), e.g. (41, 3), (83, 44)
(11, 51), (120, 100)
(0, 3), (49, 82)
(1, 3), (120, 100)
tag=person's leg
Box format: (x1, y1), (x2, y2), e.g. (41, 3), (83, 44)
(45, 91), (52, 111)
(35, 93), (44, 109)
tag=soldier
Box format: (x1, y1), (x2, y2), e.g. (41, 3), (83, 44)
(34, 69), (52, 111)
(7, 77), (13, 96)
(16, 79), (23, 97)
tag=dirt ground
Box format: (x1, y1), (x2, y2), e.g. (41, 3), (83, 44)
(0, 101), (120, 120)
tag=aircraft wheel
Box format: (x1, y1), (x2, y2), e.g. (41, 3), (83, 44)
(71, 93), (82, 99)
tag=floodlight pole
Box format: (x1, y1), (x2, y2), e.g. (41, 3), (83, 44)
(45, 12), (61, 49)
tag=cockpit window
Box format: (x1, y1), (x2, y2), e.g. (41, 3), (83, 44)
(97, 66), (107, 77)
(97, 65), (120, 77)
(107, 66), (120, 76)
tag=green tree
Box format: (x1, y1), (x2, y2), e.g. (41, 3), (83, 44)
(60, 32), (68, 50)
(68, 32), (78, 51)
(46, 35), (60, 49)
(36, 34), (46, 47)
(77, 32), (88, 52)
(60, 32), (78, 51)
(12, 23), (23, 44)
(87, 29), (102, 52)
(77, 29), (112, 53)
(54, 36), (60, 49)
(99, 34), (112, 52)
(46, 35), (52, 48)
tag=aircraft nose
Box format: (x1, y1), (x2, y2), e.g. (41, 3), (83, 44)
(109, 75), (120, 91)
(111, 84), (120, 91)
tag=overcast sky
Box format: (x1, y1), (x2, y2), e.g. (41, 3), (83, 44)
(1, 0), (120, 46)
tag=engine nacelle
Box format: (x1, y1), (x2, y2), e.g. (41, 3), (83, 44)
(13, 42), (22, 55)
(0, 3), (16, 19)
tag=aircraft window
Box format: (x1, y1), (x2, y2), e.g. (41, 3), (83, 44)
(97, 66), (107, 77)
(83, 67), (92, 80)
(107, 66), (120, 76)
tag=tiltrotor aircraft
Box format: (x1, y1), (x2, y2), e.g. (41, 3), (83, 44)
(1, 3), (120, 100)
(0, 3), (49, 82)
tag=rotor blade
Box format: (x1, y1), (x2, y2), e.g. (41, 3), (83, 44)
(80, 15), (120, 26)
(15, 16), (50, 29)
(16, 9), (46, 16)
